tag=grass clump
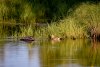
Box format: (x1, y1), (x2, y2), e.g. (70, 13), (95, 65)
(13, 25), (34, 38)
(34, 17), (86, 39)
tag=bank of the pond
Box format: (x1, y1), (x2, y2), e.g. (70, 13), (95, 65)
(0, 3), (100, 40)
(34, 3), (100, 40)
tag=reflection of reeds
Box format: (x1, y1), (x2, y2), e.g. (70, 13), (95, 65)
(77, 40), (100, 66)
(39, 39), (86, 66)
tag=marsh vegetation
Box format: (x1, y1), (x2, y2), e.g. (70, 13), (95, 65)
(0, 0), (100, 67)
(0, 0), (99, 41)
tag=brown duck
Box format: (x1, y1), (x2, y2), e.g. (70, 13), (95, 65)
(49, 35), (62, 41)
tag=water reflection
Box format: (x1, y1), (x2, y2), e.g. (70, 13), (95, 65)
(77, 40), (100, 67)
(0, 39), (99, 67)
(0, 41), (5, 67)
(39, 39), (85, 67)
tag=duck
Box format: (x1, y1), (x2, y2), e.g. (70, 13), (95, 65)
(20, 36), (35, 42)
(49, 35), (62, 41)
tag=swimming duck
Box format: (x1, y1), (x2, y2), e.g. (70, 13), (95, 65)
(20, 36), (35, 42)
(49, 35), (62, 41)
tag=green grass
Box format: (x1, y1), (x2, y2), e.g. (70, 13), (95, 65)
(0, 2), (99, 39)
(13, 25), (35, 38)
(34, 3), (100, 39)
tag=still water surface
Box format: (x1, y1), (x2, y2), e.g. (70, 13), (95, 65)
(0, 39), (100, 67)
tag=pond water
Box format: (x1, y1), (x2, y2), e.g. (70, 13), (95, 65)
(0, 39), (100, 67)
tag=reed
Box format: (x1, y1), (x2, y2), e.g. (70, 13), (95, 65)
(15, 25), (34, 37)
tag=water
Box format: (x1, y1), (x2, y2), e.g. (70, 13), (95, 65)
(0, 39), (100, 67)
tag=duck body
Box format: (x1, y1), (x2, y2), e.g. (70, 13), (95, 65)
(20, 36), (34, 42)
(50, 35), (62, 41)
